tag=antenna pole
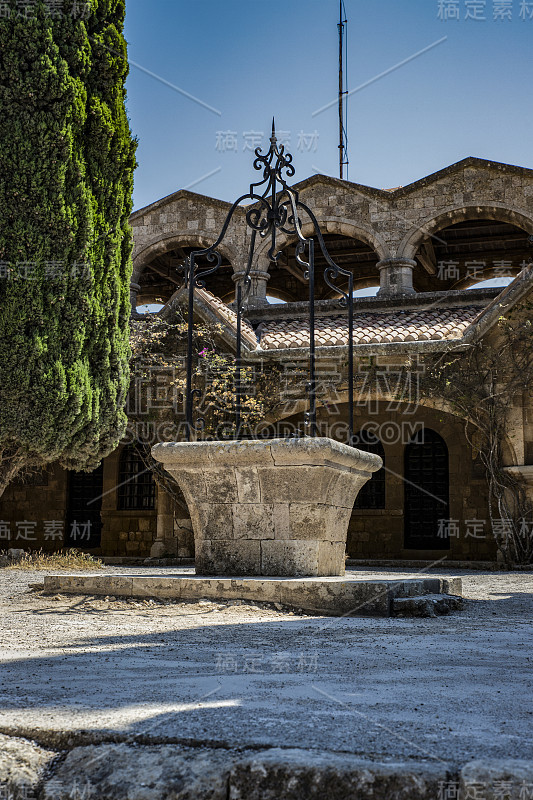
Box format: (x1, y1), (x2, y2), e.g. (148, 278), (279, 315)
(338, 0), (343, 179)
(338, 0), (348, 180)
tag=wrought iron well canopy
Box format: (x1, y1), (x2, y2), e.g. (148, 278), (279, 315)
(183, 119), (355, 444)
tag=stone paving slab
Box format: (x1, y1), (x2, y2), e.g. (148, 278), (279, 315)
(2, 733), (533, 800)
(41, 572), (463, 616)
(0, 734), (56, 800)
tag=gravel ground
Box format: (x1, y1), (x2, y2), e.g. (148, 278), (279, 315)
(0, 566), (532, 765)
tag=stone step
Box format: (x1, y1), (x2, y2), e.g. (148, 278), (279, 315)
(389, 576), (463, 599)
(392, 593), (464, 617)
(40, 573), (462, 618)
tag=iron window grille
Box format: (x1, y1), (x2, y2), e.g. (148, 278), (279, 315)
(117, 445), (156, 511)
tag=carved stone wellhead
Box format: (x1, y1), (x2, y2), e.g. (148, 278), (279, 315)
(152, 438), (382, 577)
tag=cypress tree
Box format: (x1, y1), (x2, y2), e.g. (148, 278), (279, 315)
(0, 0), (136, 494)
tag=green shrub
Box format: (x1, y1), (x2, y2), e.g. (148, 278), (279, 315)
(0, 0), (137, 494)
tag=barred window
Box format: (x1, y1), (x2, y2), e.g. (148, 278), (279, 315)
(117, 445), (156, 511)
(353, 430), (386, 510)
(404, 429), (449, 550)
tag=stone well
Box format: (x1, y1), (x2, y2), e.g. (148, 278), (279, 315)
(151, 437), (382, 577)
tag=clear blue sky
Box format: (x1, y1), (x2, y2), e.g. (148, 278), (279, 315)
(124, 0), (533, 212)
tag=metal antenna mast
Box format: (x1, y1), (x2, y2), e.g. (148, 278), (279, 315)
(338, 0), (348, 179)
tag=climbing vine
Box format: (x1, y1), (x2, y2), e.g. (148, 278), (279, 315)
(128, 309), (285, 512)
(421, 300), (533, 565)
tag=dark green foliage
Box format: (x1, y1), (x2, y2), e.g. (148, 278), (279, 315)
(0, 0), (137, 492)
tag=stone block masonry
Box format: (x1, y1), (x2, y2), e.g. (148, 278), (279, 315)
(151, 437), (382, 577)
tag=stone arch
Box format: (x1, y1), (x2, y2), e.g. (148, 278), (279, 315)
(263, 287), (293, 303)
(261, 391), (465, 430)
(325, 389), (465, 421)
(451, 270), (519, 291)
(398, 204), (533, 262)
(253, 217), (390, 304)
(132, 232), (239, 285)
(256, 388), (519, 473)
(295, 388), (521, 465)
(254, 216), (391, 264)
(323, 274), (380, 300)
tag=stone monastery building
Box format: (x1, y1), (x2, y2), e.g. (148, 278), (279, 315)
(2, 157), (533, 564)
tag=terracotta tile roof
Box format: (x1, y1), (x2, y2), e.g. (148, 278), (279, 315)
(257, 306), (483, 350)
(195, 287), (258, 348)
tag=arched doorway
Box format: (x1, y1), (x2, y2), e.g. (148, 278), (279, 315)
(353, 430), (386, 509)
(65, 464), (104, 549)
(404, 429), (450, 550)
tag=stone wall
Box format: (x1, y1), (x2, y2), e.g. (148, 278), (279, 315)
(99, 510), (156, 558)
(0, 464), (67, 552)
(277, 403), (497, 562)
(130, 158), (533, 302)
(0, 452), (159, 559)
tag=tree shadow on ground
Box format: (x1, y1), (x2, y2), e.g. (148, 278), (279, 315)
(1, 597), (533, 762)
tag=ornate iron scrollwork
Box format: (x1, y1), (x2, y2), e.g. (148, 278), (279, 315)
(183, 119), (355, 445)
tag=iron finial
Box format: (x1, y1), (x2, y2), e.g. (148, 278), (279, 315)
(270, 117), (277, 144)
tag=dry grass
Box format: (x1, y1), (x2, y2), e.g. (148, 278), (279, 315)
(3, 549), (103, 571)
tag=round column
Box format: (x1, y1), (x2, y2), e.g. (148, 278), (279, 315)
(377, 258), (417, 296)
(232, 255), (270, 308)
(129, 281), (141, 315)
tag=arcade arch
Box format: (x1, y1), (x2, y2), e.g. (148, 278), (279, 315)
(400, 207), (533, 294)
(132, 235), (237, 308)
